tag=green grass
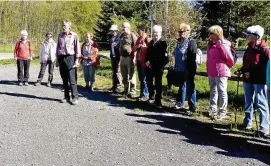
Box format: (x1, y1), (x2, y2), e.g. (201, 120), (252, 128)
(0, 57), (40, 65)
(0, 44), (14, 53)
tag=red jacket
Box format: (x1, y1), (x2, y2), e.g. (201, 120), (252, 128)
(14, 40), (33, 60)
(80, 41), (99, 66)
(241, 40), (270, 84)
(133, 37), (149, 68)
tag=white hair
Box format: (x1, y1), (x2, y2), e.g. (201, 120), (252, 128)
(122, 22), (131, 29)
(20, 30), (28, 36)
(153, 25), (162, 33)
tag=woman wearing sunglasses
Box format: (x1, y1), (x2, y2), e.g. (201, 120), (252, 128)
(206, 25), (234, 120)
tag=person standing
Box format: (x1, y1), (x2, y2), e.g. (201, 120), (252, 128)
(240, 25), (269, 136)
(109, 24), (122, 93)
(206, 25), (234, 120)
(133, 25), (149, 101)
(56, 20), (80, 105)
(35, 32), (57, 87)
(145, 25), (168, 107)
(173, 23), (197, 114)
(118, 22), (137, 98)
(80, 33), (99, 92)
(14, 30), (33, 86)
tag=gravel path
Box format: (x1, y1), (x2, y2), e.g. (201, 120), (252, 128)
(0, 64), (269, 166)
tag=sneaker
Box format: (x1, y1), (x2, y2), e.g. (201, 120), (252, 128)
(18, 82), (23, 86)
(35, 81), (41, 86)
(138, 96), (148, 102)
(217, 112), (228, 120)
(175, 102), (184, 109)
(148, 98), (155, 104)
(24, 82), (29, 86)
(60, 98), (70, 103)
(71, 98), (78, 105)
(207, 108), (217, 117)
(47, 82), (51, 87)
(127, 93), (136, 99)
(259, 128), (270, 137)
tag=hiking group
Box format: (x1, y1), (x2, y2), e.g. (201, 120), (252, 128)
(13, 20), (270, 136)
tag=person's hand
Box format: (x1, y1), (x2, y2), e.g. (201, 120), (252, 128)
(14, 57), (17, 60)
(112, 42), (117, 47)
(73, 59), (79, 68)
(29, 56), (33, 61)
(133, 57), (136, 65)
(244, 72), (250, 78)
(234, 69), (242, 77)
(145, 61), (151, 69)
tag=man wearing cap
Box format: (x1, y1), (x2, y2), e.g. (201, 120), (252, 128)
(118, 22), (137, 98)
(238, 25), (270, 136)
(35, 32), (57, 87)
(109, 24), (122, 93)
(14, 30), (33, 86)
(56, 20), (80, 105)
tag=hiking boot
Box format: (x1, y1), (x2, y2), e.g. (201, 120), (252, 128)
(35, 81), (41, 86)
(24, 82), (29, 86)
(60, 98), (70, 103)
(71, 98), (78, 105)
(47, 82), (51, 87)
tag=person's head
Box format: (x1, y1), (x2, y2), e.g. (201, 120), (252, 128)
(45, 32), (53, 41)
(122, 22), (131, 34)
(62, 20), (72, 33)
(178, 23), (191, 39)
(208, 25), (224, 42)
(137, 25), (148, 38)
(152, 25), (162, 40)
(84, 32), (94, 43)
(109, 25), (119, 37)
(243, 25), (264, 44)
(20, 30), (28, 41)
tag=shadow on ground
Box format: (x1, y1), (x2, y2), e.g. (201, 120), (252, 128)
(0, 80), (269, 165)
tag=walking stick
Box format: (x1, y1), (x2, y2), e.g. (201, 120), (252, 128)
(254, 112), (260, 137)
(234, 73), (240, 129)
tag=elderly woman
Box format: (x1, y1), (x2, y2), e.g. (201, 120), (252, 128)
(14, 30), (33, 86)
(173, 23), (197, 114)
(133, 25), (149, 101)
(35, 32), (57, 87)
(239, 25), (269, 136)
(207, 25), (234, 120)
(80, 33), (99, 92)
(145, 25), (168, 107)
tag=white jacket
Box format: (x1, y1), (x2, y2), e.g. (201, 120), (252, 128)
(39, 39), (57, 63)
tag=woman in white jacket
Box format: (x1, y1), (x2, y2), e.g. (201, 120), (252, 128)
(35, 32), (57, 87)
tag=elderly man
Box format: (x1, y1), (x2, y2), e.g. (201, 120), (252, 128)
(239, 25), (270, 136)
(118, 22), (137, 98)
(145, 25), (168, 107)
(56, 20), (80, 105)
(109, 24), (123, 93)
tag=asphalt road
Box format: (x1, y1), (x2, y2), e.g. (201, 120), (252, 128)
(0, 64), (269, 165)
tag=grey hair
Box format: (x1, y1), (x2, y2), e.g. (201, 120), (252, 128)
(153, 25), (162, 33)
(122, 22), (131, 29)
(63, 20), (72, 29)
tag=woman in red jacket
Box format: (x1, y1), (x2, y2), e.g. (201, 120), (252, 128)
(133, 25), (149, 101)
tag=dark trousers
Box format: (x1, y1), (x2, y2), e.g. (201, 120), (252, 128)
(17, 59), (30, 83)
(58, 55), (78, 100)
(37, 60), (54, 83)
(146, 68), (164, 104)
(111, 57), (122, 90)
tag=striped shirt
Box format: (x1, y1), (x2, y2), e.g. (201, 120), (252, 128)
(56, 31), (80, 57)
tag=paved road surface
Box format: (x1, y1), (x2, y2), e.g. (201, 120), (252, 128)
(0, 64), (269, 165)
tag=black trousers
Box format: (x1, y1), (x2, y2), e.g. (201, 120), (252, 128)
(111, 57), (122, 90)
(17, 59), (30, 83)
(58, 55), (78, 100)
(146, 68), (164, 104)
(37, 60), (54, 83)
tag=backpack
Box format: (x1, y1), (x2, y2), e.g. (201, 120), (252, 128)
(196, 48), (203, 65)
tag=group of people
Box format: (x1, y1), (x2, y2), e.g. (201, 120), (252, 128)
(13, 20), (269, 136)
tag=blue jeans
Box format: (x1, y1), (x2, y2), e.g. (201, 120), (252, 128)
(177, 72), (197, 111)
(137, 62), (149, 97)
(243, 83), (269, 130)
(83, 65), (96, 84)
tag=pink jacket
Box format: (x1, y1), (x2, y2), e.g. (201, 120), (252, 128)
(206, 39), (234, 77)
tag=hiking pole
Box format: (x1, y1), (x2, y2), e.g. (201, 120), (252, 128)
(233, 70), (241, 129)
(254, 110), (260, 137)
